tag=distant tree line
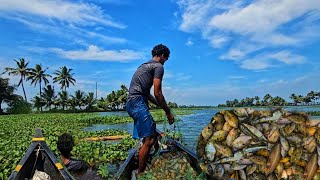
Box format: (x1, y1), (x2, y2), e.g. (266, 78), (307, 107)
(0, 58), (180, 114)
(218, 92), (320, 107)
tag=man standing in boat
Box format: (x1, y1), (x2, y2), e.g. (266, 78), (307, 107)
(126, 44), (175, 175)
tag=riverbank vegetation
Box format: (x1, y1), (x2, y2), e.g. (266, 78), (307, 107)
(218, 92), (320, 107)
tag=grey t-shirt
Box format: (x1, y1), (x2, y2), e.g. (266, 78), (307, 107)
(65, 158), (88, 173)
(128, 60), (164, 98)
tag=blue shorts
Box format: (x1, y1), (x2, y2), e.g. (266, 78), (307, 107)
(126, 96), (156, 139)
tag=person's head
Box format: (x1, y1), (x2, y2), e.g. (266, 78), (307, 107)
(152, 44), (170, 64)
(57, 133), (74, 158)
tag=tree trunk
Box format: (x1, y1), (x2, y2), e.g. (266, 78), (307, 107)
(21, 77), (27, 101)
(40, 79), (42, 112)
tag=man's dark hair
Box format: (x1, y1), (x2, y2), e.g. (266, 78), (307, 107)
(152, 44), (170, 58)
(57, 133), (74, 157)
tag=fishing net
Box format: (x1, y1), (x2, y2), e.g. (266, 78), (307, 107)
(138, 110), (203, 179)
(197, 108), (320, 179)
(139, 151), (198, 180)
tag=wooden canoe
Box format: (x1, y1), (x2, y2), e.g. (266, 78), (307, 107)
(114, 129), (203, 180)
(9, 128), (74, 180)
(81, 135), (130, 141)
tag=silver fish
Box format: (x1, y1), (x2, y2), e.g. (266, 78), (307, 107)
(256, 111), (282, 123)
(244, 146), (268, 154)
(231, 164), (247, 170)
(241, 123), (267, 141)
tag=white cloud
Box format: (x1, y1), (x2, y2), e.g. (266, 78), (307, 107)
(164, 71), (192, 81)
(6, 15), (127, 45)
(0, 0), (125, 28)
(220, 42), (264, 61)
(68, 24), (127, 44)
(240, 50), (306, 70)
(186, 39), (194, 46)
(252, 33), (299, 46)
(209, 0), (320, 35)
(176, 73), (192, 81)
(208, 35), (229, 48)
(228, 76), (246, 80)
(0, 59), (8, 73)
(178, 0), (216, 32)
(52, 45), (145, 62)
(269, 51), (305, 64)
(241, 58), (272, 70)
(177, 0), (320, 68)
(257, 79), (266, 83)
(0, 0), (128, 47)
(164, 71), (174, 79)
(220, 49), (246, 61)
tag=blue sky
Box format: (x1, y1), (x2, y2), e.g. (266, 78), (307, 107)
(0, 0), (320, 106)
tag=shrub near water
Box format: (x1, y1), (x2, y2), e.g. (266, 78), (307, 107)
(0, 113), (137, 179)
(6, 98), (32, 114)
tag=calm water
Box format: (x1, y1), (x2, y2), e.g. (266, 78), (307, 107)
(99, 111), (128, 116)
(85, 106), (320, 152)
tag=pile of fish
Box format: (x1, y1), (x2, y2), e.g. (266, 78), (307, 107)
(140, 151), (198, 179)
(197, 108), (320, 179)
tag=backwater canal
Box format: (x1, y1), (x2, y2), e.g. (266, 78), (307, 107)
(84, 106), (320, 152)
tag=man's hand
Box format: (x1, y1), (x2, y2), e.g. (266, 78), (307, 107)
(166, 112), (174, 125)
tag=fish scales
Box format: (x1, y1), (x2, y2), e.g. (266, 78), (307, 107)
(197, 108), (320, 179)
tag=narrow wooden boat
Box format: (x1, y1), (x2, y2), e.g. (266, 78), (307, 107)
(81, 135), (130, 141)
(114, 129), (203, 180)
(9, 128), (74, 180)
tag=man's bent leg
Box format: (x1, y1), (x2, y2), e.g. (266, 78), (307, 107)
(138, 135), (156, 173)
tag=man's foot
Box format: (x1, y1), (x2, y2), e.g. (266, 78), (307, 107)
(131, 169), (139, 180)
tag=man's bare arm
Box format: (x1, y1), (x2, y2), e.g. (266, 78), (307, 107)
(153, 78), (170, 114)
(147, 94), (160, 106)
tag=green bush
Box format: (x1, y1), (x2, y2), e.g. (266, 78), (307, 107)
(6, 97), (32, 114)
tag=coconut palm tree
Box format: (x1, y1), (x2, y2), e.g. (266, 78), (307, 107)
(233, 99), (239, 107)
(32, 95), (44, 111)
(53, 66), (76, 92)
(58, 91), (69, 110)
(72, 90), (86, 110)
(97, 97), (107, 110)
(3, 58), (32, 101)
(270, 96), (286, 106)
(254, 96), (260, 106)
(42, 85), (55, 110)
(315, 92), (320, 105)
(307, 91), (316, 105)
(289, 93), (296, 105)
(27, 64), (52, 111)
(297, 95), (304, 105)
(86, 92), (96, 110)
(263, 94), (272, 106)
